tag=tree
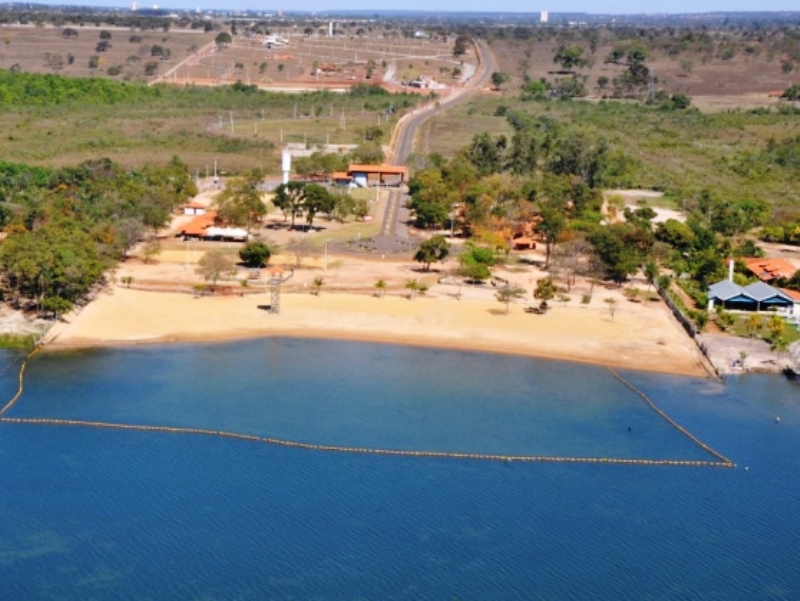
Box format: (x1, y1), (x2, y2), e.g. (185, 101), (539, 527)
(115, 217), (145, 259)
(405, 279), (420, 299)
(99, 30), (112, 40)
(604, 297), (618, 321)
(303, 184), (335, 226)
(458, 242), (495, 283)
(453, 34), (471, 56)
(41, 296), (72, 320)
(414, 235), (450, 271)
(534, 278), (556, 312)
(288, 237), (315, 268)
(62, 27), (79, 38)
(589, 223), (654, 285)
(196, 249), (237, 291)
(215, 32), (232, 47)
(214, 177), (266, 232)
(491, 71), (510, 90)
(374, 279), (387, 298)
(553, 45), (587, 73)
(273, 182), (306, 230)
(539, 205), (567, 269)
(496, 284), (526, 314)
(767, 314), (786, 341)
(239, 241), (271, 267)
(745, 314), (763, 338)
(643, 260), (659, 303)
(312, 277), (325, 296)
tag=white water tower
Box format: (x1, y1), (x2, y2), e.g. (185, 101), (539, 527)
(281, 149), (292, 185)
(540, 10), (549, 23)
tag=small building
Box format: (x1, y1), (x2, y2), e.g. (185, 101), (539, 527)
(707, 279), (796, 314)
(184, 201), (207, 216)
(347, 164), (408, 187)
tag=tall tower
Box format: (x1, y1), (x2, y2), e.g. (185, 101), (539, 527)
(540, 10), (549, 23)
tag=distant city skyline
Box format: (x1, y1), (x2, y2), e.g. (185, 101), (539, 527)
(23, 0), (800, 14)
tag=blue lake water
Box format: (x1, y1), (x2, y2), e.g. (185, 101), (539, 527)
(0, 338), (798, 599)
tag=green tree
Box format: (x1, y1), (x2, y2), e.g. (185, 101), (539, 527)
(41, 296), (72, 320)
(196, 249), (237, 291)
(239, 240), (271, 267)
(213, 176), (266, 232)
(374, 279), (387, 298)
(414, 235), (450, 271)
(453, 34), (471, 56)
(273, 182), (306, 229)
(405, 279), (420, 299)
(553, 45), (587, 73)
(491, 71), (510, 89)
(312, 276), (325, 296)
(215, 32), (232, 47)
(302, 184), (335, 226)
(534, 278), (556, 312)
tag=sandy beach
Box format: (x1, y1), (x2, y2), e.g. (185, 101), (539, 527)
(45, 286), (708, 377)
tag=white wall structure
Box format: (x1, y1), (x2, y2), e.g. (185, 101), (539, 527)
(281, 149), (292, 185)
(540, 10), (549, 23)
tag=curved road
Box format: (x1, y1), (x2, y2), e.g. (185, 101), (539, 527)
(391, 39), (498, 165)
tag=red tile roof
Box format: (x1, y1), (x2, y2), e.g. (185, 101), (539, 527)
(181, 210), (217, 236)
(779, 287), (800, 302)
(348, 164), (408, 176)
(743, 258), (797, 281)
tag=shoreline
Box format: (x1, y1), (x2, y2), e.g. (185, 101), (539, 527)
(44, 328), (707, 379)
(43, 287), (710, 379)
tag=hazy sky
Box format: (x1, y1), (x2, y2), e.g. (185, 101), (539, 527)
(81, 1), (800, 13)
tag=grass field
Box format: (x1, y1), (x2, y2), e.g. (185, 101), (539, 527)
(0, 83), (421, 172)
(419, 90), (800, 218)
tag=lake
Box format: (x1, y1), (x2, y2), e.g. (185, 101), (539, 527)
(0, 338), (797, 599)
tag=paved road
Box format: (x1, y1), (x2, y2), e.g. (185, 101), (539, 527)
(391, 39), (497, 165)
(329, 39), (498, 258)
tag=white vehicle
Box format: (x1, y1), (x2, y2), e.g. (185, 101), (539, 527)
(262, 35), (289, 49)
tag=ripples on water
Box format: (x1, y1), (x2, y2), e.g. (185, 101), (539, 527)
(0, 340), (797, 599)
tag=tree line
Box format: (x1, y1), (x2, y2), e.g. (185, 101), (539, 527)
(0, 156), (196, 316)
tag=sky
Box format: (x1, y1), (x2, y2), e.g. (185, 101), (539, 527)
(62, 1), (800, 13)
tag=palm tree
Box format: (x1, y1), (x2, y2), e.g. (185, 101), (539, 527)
(312, 277), (325, 296)
(405, 279), (420, 300)
(374, 279), (387, 298)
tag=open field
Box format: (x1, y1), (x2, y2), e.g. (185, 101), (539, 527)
(172, 33), (477, 91)
(0, 25), (211, 81)
(489, 37), (800, 101)
(0, 81), (421, 171)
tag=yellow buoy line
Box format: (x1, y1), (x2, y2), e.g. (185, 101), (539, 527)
(0, 346), (734, 468)
(0, 345), (40, 417)
(606, 367), (734, 467)
(0, 417), (733, 468)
